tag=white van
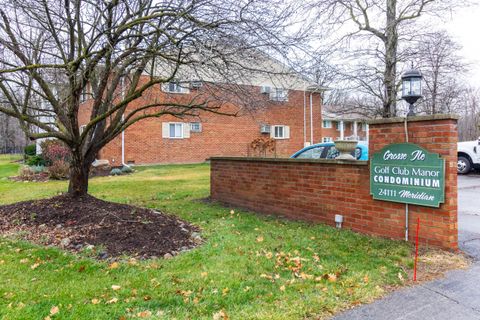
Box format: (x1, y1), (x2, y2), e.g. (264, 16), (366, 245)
(458, 137), (480, 174)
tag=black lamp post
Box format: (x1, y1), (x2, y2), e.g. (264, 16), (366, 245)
(401, 67), (423, 116)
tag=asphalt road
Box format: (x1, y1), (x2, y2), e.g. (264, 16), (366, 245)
(334, 172), (480, 320)
(459, 172), (480, 235)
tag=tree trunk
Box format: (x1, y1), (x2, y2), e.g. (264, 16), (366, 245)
(68, 152), (90, 197)
(383, 0), (398, 118)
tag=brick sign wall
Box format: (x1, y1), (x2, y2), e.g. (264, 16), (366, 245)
(210, 115), (458, 250)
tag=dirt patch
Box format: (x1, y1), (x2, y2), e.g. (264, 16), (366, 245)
(404, 249), (471, 284)
(0, 194), (201, 259)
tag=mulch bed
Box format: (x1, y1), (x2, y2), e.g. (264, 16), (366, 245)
(0, 194), (201, 259)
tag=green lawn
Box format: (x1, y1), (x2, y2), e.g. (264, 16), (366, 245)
(0, 155), (413, 319)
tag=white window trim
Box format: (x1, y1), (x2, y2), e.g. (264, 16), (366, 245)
(271, 125), (290, 140)
(269, 88), (289, 102)
(190, 122), (202, 133)
(169, 122), (184, 139)
(162, 81), (190, 94)
(322, 120), (332, 128)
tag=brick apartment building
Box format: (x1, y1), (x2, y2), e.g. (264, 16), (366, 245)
(321, 108), (369, 143)
(79, 73), (326, 165)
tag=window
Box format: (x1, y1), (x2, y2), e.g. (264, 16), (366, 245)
(335, 121), (340, 130)
(269, 88), (288, 101)
(325, 146), (361, 159)
(322, 120), (332, 128)
(169, 123), (183, 138)
(326, 146), (340, 159)
(162, 122), (190, 139)
(323, 137), (333, 142)
(190, 122), (202, 133)
(361, 123), (368, 131)
(80, 85), (91, 103)
(296, 146), (325, 159)
(163, 81), (189, 94)
(271, 125), (290, 139)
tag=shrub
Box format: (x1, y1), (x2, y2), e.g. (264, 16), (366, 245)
(30, 165), (46, 174)
(18, 166), (35, 181)
(26, 155), (46, 166)
(41, 140), (71, 165)
(48, 160), (70, 180)
(110, 168), (123, 176)
(24, 144), (36, 156)
(121, 165), (134, 174)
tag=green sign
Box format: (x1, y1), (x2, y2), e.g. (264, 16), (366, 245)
(370, 143), (445, 207)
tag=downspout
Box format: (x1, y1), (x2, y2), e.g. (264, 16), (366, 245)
(121, 76), (126, 166)
(310, 92), (313, 144)
(303, 83), (307, 146)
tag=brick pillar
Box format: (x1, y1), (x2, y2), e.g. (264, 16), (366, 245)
(368, 114), (458, 250)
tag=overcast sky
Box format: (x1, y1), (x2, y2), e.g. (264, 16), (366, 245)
(446, 4), (480, 87)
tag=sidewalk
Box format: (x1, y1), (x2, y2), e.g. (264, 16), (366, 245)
(334, 232), (480, 320)
(334, 175), (480, 320)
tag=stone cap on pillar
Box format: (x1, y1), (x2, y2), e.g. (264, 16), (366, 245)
(367, 114), (459, 125)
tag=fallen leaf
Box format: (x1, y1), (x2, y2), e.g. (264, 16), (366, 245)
(106, 297), (118, 304)
(201, 272), (208, 278)
(213, 310), (229, 320)
(279, 285), (286, 291)
(137, 310), (152, 318)
(31, 263), (40, 270)
(50, 306), (59, 315)
(222, 288), (229, 296)
(91, 298), (100, 304)
(109, 262), (119, 269)
(20, 258), (29, 264)
(256, 236), (264, 243)
(230, 210), (235, 215)
(398, 272), (404, 281)
(327, 274), (337, 282)
(111, 285), (121, 291)
(364, 275), (369, 283)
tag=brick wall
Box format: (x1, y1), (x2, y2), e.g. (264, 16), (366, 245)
(79, 82), (323, 165)
(210, 115), (458, 250)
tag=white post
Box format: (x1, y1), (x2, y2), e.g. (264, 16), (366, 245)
(340, 120), (344, 140)
(310, 93), (314, 144)
(353, 121), (358, 140)
(366, 123), (369, 142)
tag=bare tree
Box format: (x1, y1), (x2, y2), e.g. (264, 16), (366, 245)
(0, 113), (27, 153)
(0, 0), (306, 196)
(413, 31), (467, 114)
(310, 0), (463, 118)
(458, 87), (480, 141)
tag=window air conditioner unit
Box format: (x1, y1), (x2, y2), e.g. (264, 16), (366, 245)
(260, 124), (271, 133)
(190, 81), (203, 88)
(260, 86), (271, 94)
